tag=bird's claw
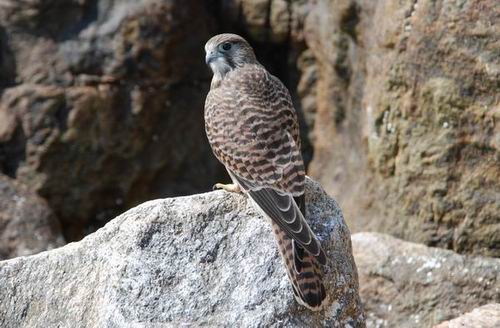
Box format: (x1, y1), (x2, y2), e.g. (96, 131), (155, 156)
(212, 183), (242, 193)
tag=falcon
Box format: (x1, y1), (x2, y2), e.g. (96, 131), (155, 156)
(204, 33), (328, 310)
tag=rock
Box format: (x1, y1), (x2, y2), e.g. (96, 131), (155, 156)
(352, 233), (500, 328)
(0, 0), (225, 240)
(0, 178), (365, 327)
(2, 0), (496, 260)
(301, 0), (372, 235)
(434, 304), (500, 328)
(300, 0), (500, 257)
(0, 174), (64, 260)
(219, 0), (293, 43)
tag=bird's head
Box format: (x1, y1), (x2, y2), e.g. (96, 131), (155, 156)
(204, 33), (258, 79)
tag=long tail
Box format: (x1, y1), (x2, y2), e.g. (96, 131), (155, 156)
(270, 221), (328, 310)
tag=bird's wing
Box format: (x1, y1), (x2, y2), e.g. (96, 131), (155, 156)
(230, 171), (326, 265)
(205, 65), (326, 264)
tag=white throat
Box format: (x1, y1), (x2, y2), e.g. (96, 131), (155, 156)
(209, 57), (233, 88)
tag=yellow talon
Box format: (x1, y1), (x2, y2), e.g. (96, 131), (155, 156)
(213, 183), (241, 193)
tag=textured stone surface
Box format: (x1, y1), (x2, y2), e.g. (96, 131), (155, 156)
(1, 0), (498, 259)
(0, 174), (64, 260)
(296, 0), (500, 257)
(0, 0), (225, 240)
(352, 233), (500, 328)
(434, 304), (500, 328)
(0, 178), (364, 327)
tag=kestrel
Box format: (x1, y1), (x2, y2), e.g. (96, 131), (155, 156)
(204, 33), (327, 310)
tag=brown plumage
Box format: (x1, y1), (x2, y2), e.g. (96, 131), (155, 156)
(204, 33), (328, 310)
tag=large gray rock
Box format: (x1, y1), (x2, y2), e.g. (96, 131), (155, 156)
(0, 178), (364, 327)
(352, 233), (500, 328)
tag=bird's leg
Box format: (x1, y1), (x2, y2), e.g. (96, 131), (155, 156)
(213, 183), (242, 193)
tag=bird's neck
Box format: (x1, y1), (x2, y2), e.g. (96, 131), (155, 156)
(210, 71), (224, 89)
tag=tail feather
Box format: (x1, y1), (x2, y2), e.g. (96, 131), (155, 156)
(271, 221), (328, 311)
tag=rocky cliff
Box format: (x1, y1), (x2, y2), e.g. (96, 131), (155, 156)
(0, 1), (498, 327)
(216, 0), (499, 257)
(0, 0), (225, 242)
(1, 0), (497, 257)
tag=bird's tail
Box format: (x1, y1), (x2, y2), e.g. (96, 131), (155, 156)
(270, 221), (328, 311)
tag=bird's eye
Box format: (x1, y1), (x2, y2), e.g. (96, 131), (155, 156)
(222, 42), (232, 51)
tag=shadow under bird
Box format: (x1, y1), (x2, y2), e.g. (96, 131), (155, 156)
(204, 33), (328, 310)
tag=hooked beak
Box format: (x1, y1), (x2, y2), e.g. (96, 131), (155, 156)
(205, 51), (221, 65)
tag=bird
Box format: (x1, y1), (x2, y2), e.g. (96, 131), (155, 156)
(203, 33), (328, 310)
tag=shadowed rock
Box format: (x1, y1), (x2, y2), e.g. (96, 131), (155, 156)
(0, 174), (64, 260)
(0, 0), (225, 241)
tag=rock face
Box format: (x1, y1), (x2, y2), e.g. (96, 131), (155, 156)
(434, 304), (500, 328)
(301, 0), (500, 257)
(0, 179), (365, 327)
(0, 0), (225, 241)
(352, 233), (500, 328)
(0, 0), (497, 259)
(0, 174), (64, 260)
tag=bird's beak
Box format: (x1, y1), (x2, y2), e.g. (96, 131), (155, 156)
(205, 51), (219, 65)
